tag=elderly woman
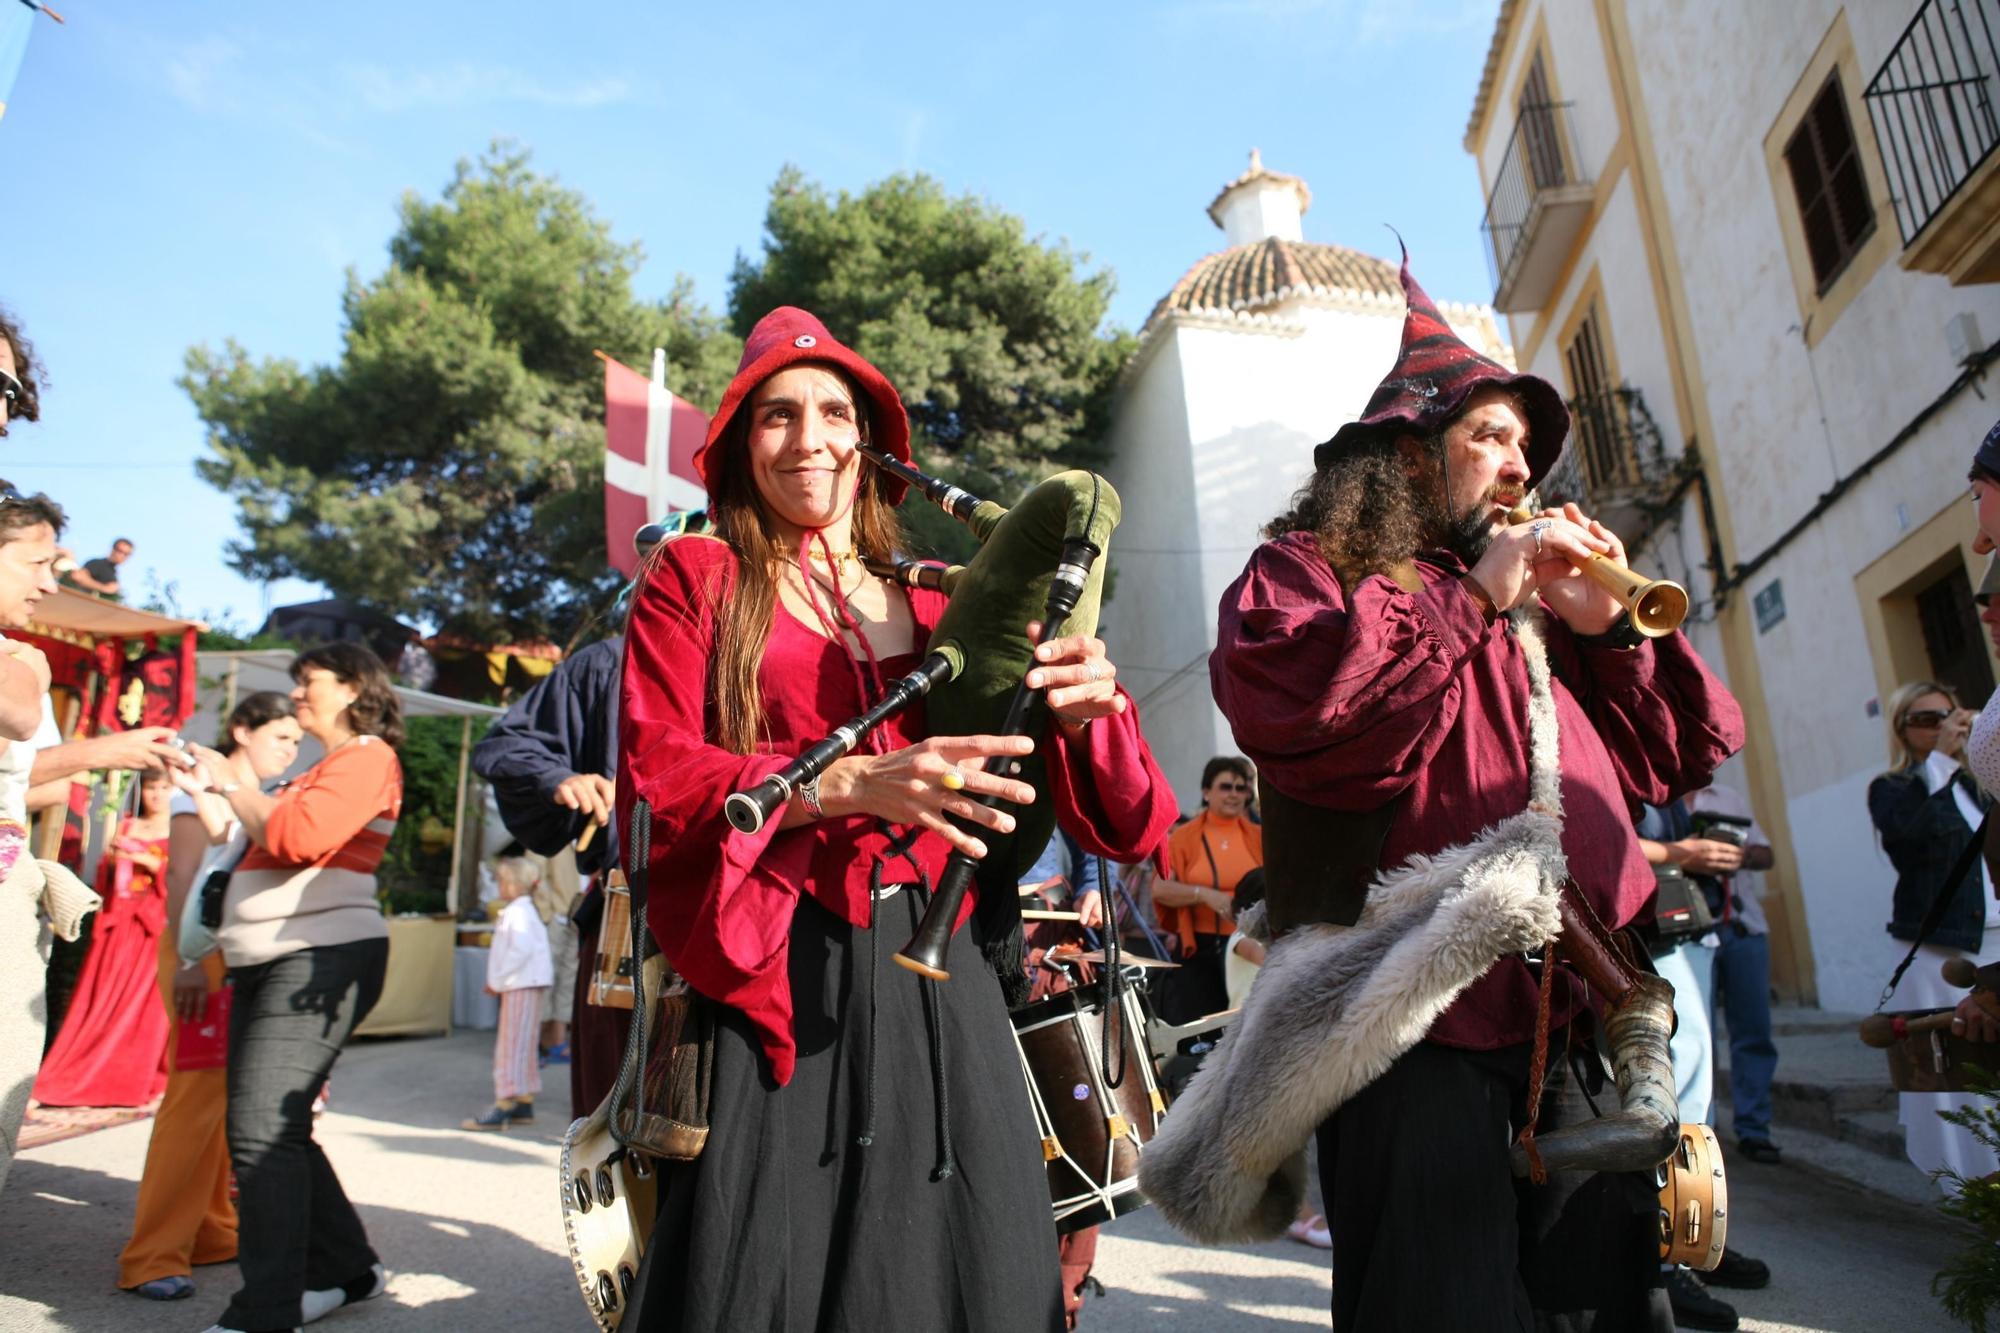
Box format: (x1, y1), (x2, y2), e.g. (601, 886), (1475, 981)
(616, 308), (1178, 1331)
(191, 643), (403, 1333)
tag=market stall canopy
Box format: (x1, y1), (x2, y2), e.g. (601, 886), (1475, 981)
(195, 649), (503, 720)
(28, 589), (206, 648)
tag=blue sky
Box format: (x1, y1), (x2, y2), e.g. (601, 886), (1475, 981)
(0, 0), (1500, 632)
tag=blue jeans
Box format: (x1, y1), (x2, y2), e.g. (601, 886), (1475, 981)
(1654, 939), (1716, 1126)
(1711, 927), (1777, 1143)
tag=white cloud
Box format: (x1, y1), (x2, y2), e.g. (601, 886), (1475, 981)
(162, 36), (242, 111)
(340, 63), (636, 114)
(900, 108), (930, 170)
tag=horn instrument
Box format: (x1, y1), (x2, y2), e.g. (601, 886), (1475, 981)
(1506, 505), (1688, 636)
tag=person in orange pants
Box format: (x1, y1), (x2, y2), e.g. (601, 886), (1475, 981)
(117, 937), (236, 1298)
(119, 690), (300, 1301)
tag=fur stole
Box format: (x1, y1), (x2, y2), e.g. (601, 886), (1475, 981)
(1138, 609), (1566, 1244)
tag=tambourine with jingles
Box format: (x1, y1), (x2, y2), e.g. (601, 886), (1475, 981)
(1656, 1122), (1727, 1269)
(560, 1092), (657, 1331)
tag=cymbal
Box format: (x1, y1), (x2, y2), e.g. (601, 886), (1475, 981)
(1071, 950), (1179, 970)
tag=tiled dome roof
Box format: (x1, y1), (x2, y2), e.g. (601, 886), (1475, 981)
(1143, 236), (1402, 333)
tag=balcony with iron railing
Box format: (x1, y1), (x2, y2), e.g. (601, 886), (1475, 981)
(1541, 386), (1679, 539)
(1865, 0), (2000, 284)
(1482, 101), (1596, 313)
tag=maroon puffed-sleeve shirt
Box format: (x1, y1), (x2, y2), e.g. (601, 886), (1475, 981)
(1211, 532), (1745, 1048)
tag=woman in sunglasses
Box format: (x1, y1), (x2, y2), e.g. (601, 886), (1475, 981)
(1150, 756), (1261, 1024)
(1869, 679), (2000, 1185)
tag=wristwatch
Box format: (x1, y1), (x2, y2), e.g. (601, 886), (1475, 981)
(798, 773), (826, 820)
(1576, 612), (1646, 651)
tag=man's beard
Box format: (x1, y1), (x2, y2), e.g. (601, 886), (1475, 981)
(1420, 483), (1518, 565)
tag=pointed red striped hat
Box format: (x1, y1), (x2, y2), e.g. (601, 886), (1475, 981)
(1316, 250), (1568, 485)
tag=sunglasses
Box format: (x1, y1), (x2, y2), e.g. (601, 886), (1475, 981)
(1210, 781), (1250, 793)
(1904, 709), (1953, 729)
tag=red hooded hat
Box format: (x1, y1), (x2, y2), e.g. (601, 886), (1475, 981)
(695, 307), (913, 505)
(1317, 251), (1568, 487)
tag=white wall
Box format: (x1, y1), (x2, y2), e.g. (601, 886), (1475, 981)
(1626, 0), (2000, 1005)
(1102, 332), (1215, 813)
(1473, 0), (1618, 233)
(1106, 300), (1412, 809)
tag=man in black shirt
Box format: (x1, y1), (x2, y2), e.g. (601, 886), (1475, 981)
(62, 537), (131, 598)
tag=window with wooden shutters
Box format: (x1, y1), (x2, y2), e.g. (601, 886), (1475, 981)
(1783, 73), (1876, 292)
(1563, 303), (1624, 491)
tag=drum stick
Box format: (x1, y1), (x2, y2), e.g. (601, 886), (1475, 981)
(1859, 1010), (1958, 1048)
(1021, 909), (1082, 922)
(1943, 957), (1978, 989)
(575, 818), (602, 855)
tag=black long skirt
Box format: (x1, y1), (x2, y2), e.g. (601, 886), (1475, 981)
(627, 887), (1066, 1333)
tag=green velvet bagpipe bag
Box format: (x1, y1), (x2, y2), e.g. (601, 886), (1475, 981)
(919, 470), (1120, 925)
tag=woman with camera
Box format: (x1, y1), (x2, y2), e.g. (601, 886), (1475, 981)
(187, 643), (403, 1333)
(116, 691), (299, 1302)
(1869, 678), (1998, 1186)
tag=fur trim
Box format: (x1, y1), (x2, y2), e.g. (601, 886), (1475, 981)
(1139, 611), (1565, 1244)
(1237, 900), (1271, 944)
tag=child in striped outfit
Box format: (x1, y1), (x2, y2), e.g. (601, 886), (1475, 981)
(463, 856), (553, 1131)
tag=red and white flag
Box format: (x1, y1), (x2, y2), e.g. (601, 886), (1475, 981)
(602, 349), (708, 578)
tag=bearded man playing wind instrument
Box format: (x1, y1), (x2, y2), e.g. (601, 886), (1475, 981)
(1147, 256), (1746, 1331)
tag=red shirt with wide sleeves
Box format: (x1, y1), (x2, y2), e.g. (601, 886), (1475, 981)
(618, 537), (1178, 1084)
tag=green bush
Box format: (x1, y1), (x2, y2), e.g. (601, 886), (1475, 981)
(1934, 1064), (2000, 1329)
(377, 714), (489, 915)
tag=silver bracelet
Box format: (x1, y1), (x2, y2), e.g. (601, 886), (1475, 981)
(799, 773), (826, 820)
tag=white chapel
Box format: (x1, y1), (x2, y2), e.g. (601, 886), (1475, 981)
(1103, 153), (1514, 807)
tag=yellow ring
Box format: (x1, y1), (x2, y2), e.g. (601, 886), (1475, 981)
(939, 770), (966, 792)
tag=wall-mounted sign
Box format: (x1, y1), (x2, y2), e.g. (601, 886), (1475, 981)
(1754, 579), (1786, 634)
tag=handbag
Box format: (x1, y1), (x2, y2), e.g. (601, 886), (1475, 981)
(180, 834), (250, 966)
(607, 798), (713, 1161)
(197, 837), (250, 930)
(174, 980), (232, 1072)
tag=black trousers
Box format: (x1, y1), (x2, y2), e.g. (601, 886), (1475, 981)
(221, 937), (388, 1331)
(627, 890), (1063, 1331)
(1317, 1037), (1665, 1333)
(1152, 931), (1230, 1025)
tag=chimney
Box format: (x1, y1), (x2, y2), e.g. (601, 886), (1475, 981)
(1207, 149), (1311, 247)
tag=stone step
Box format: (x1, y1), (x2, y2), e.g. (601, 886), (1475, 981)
(1768, 1008), (1869, 1038)
(1761, 1120), (1942, 1210)
(1831, 1108), (1909, 1161)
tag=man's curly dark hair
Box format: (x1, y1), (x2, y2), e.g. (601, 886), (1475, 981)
(1265, 429), (1446, 587)
(0, 306), (44, 436)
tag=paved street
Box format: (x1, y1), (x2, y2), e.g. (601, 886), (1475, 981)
(0, 1030), (1972, 1331)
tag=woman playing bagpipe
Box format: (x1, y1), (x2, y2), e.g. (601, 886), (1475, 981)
(613, 308), (1178, 1331)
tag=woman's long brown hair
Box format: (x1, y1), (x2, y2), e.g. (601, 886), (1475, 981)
(652, 363), (906, 755)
